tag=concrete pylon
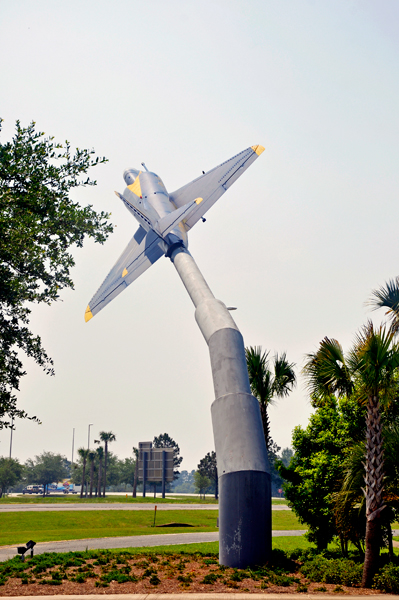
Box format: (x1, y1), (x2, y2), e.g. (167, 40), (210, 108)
(171, 246), (271, 568)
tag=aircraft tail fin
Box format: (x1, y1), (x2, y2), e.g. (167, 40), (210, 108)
(154, 198), (203, 237)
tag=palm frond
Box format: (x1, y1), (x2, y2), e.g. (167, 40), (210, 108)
(368, 277), (399, 333)
(272, 352), (296, 398)
(245, 346), (273, 405)
(349, 322), (399, 398)
(303, 337), (353, 399)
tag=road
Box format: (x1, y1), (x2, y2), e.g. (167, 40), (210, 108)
(0, 503), (290, 513)
(0, 530), (306, 562)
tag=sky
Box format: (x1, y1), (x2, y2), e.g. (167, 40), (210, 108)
(1, 0), (399, 472)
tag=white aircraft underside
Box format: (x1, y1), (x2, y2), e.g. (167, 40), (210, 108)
(85, 144), (265, 321)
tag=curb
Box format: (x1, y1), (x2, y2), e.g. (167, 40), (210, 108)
(0, 595), (396, 600)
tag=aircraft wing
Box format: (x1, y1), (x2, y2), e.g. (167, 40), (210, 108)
(169, 145), (264, 231)
(85, 227), (164, 321)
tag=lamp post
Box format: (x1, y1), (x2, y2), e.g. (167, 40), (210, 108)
(9, 417), (14, 459)
(87, 424), (93, 450)
(85, 424), (93, 498)
(71, 428), (75, 467)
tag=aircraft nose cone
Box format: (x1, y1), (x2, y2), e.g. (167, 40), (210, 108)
(123, 168), (140, 185)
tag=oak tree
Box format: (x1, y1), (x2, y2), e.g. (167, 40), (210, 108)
(0, 120), (113, 428)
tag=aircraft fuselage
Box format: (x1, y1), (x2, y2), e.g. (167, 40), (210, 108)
(121, 170), (188, 253)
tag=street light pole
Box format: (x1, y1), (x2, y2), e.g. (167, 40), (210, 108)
(9, 417), (14, 459)
(71, 428), (75, 467)
(88, 424), (93, 450)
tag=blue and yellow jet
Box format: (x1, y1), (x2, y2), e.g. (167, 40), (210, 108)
(85, 145), (264, 322)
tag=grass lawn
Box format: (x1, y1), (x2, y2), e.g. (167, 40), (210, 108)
(0, 509), (218, 546)
(272, 510), (304, 530)
(0, 495), (218, 504)
(82, 537), (313, 555)
(0, 508), (303, 546)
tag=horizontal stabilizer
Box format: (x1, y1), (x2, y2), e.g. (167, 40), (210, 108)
(155, 198), (203, 238)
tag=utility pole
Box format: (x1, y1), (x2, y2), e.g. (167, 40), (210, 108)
(71, 428), (75, 468)
(9, 417), (14, 459)
(87, 424), (93, 449)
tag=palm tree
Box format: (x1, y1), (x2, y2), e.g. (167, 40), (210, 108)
(88, 450), (96, 498)
(334, 420), (399, 561)
(303, 323), (399, 587)
(94, 444), (104, 498)
(99, 431), (116, 497)
(245, 346), (296, 450)
(369, 277), (399, 332)
(77, 448), (89, 499)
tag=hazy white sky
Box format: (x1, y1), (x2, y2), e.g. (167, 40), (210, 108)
(1, 1), (398, 471)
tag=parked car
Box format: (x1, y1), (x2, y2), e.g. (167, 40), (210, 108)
(22, 485), (44, 494)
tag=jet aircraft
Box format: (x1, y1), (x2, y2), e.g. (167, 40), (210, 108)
(85, 144), (264, 322)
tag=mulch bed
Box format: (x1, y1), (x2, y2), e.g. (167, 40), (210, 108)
(0, 551), (384, 595)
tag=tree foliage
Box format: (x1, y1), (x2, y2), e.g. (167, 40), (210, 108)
(302, 323), (399, 587)
(99, 431), (116, 497)
(172, 469), (196, 493)
(193, 470), (210, 499)
(25, 451), (68, 496)
(0, 119), (113, 428)
(278, 395), (364, 550)
(245, 346), (296, 449)
(0, 456), (23, 496)
(153, 433), (183, 479)
(197, 451), (218, 499)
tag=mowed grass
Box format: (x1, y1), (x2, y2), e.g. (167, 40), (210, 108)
(0, 509), (218, 546)
(0, 494), (218, 505)
(77, 537), (313, 556)
(0, 508), (303, 546)
(272, 510), (305, 530)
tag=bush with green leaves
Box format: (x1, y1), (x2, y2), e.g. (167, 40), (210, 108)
(373, 563), (399, 593)
(300, 555), (363, 586)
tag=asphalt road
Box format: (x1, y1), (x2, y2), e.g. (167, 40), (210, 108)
(0, 530), (306, 562)
(0, 503), (290, 513)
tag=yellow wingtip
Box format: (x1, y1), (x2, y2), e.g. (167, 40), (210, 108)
(85, 305), (93, 322)
(195, 197), (203, 205)
(122, 268), (128, 278)
(251, 145), (265, 156)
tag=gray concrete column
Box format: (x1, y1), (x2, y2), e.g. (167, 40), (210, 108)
(171, 246), (271, 568)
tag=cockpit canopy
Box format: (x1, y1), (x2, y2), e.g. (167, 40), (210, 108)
(123, 169), (140, 185)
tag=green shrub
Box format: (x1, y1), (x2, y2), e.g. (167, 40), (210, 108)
(202, 572), (220, 584)
(100, 569), (138, 584)
(373, 563), (399, 593)
(204, 559), (218, 565)
(177, 573), (194, 584)
(300, 556), (362, 587)
(142, 566), (157, 578)
(93, 556), (110, 565)
(149, 574), (161, 585)
(71, 573), (87, 583)
(268, 572), (300, 587)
